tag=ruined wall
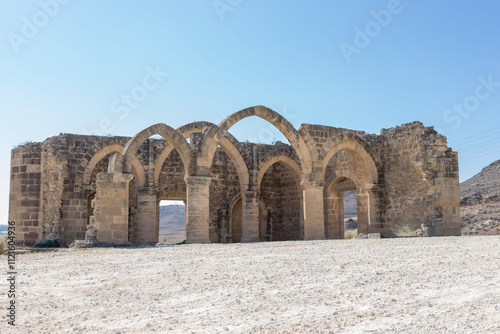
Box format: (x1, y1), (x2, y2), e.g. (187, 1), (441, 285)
(381, 122), (460, 236)
(324, 150), (367, 238)
(9, 143), (42, 246)
(56, 135), (133, 243)
(8, 114), (460, 246)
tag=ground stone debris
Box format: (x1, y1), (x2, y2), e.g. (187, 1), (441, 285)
(2, 236), (499, 334)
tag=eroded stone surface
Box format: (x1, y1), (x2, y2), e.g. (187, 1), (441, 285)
(9, 106), (460, 246)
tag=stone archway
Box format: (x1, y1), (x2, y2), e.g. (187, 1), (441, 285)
(258, 157), (302, 241)
(199, 106), (321, 241)
(322, 139), (384, 237)
(325, 177), (367, 239)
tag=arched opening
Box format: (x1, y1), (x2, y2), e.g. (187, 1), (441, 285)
(344, 190), (358, 239)
(204, 106), (314, 178)
(157, 148), (187, 244)
(325, 177), (361, 239)
(228, 195), (268, 243)
(229, 196), (243, 243)
(324, 148), (372, 239)
(227, 116), (289, 145)
(159, 199), (185, 244)
(259, 162), (301, 241)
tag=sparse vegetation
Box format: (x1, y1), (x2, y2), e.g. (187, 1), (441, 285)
(33, 239), (61, 248)
(344, 229), (358, 239)
(392, 224), (418, 237)
(0, 236), (6, 254)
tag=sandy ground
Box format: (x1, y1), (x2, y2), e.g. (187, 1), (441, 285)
(1, 236), (499, 334)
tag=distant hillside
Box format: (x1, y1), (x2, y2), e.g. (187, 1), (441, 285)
(460, 159), (500, 235)
(159, 205), (185, 243)
(460, 159), (500, 205)
(343, 190), (357, 217)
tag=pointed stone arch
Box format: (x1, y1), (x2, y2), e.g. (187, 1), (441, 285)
(322, 139), (384, 237)
(202, 105), (314, 177)
(257, 154), (301, 190)
(82, 143), (146, 187)
(118, 123), (193, 176)
(321, 138), (379, 185)
(153, 122), (250, 192)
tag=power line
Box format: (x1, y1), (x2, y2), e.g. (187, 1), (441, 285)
(457, 138), (500, 153)
(452, 132), (500, 149)
(450, 127), (500, 145)
(460, 148), (500, 161)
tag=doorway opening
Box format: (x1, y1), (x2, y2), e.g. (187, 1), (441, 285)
(343, 190), (358, 239)
(159, 200), (185, 244)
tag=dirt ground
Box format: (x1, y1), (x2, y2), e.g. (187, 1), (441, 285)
(1, 236), (499, 334)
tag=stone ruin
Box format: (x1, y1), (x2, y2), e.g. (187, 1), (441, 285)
(8, 106), (461, 246)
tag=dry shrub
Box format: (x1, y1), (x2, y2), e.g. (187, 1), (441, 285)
(0, 236), (6, 254)
(344, 229), (358, 239)
(393, 224), (417, 237)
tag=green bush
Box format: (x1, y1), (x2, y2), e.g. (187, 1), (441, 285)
(33, 239), (60, 248)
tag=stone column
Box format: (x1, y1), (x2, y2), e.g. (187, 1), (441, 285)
(327, 191), (344, 239)
(302, 181), (326, 240)
(241, 190), (260, 242)
(136, 186), (158, 245)
(94, 172), (133, 245)
(185, 176), (212, 243)
(365, 184), (384, 235)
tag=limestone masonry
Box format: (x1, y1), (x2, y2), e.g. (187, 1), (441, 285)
(9, 106), (460, 246)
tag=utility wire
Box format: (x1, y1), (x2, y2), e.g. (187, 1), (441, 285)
(457, 138), (500, 153)
(460, 148), (500, 161)
(451, 127), (500, 145)
(452, 131), (500, 148)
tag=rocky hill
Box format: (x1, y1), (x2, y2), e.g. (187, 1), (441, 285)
(460, 159), (500, 205)
(460, 159), (500, 235)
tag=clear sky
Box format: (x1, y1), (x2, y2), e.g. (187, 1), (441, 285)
(1, 1), (499, 221)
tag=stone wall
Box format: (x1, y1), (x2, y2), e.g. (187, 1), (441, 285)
(8, 142), (42, 246)
(8, 106), (461, 246)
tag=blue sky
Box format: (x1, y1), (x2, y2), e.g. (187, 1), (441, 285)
(1, 0), (499, 221)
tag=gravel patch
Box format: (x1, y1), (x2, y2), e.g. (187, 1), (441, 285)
(2, 236), (499, 333)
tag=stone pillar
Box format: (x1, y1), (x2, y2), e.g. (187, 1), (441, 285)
(241, 191), (260, 242)
(365, 184), (384, 235)
(185, 176), (212, 243)
(302, 181), (326, 240)
(94, 172), (133, 245)
(327, 191), (344, 239)
(136, 186), (158, 245)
